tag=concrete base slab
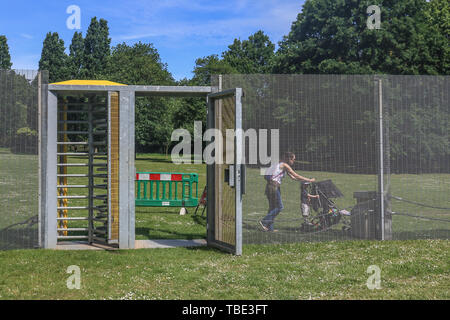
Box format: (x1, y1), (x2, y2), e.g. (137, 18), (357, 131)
(54, 239), (207, 250)
(55, 241), (117, 250)
(134, 239), (207, 249)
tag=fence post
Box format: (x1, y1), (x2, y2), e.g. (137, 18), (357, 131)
(38, 71), (42, 248)
(377, 78), (385, 241)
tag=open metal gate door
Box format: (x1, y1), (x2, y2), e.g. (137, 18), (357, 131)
(206, 88), (243, 255)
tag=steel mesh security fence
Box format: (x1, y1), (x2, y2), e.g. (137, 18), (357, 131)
(0, 70), (47, 250)
(382, 75), (450, 240)
(213, 74), (449, 245)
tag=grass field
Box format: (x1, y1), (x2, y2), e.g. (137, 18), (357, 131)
(0, 147), (39, 228)
(242, 167), (450, 243)
(0, 239), (448, 299)
(135, 153), (207, 240)
(0, 150), (449, 244)
(1, 151), (449, 300)
(135, 154), (450, 242)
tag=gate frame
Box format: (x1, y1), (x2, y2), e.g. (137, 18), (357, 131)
(206, 87), (243, 256)
(41, 84), (213, 249)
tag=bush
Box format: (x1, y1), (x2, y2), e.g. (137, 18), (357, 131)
(10, 127), (38, 154)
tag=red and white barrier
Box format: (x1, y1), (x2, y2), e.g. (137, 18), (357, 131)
(136, 173), (183, 181)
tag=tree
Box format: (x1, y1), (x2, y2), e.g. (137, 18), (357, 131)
(81, 17), (111, 79)
(223, 30), (275, 74)
(106, 42), (175, 153)
(68, 31), (84, 79)
(106, 42), (173, 85)
(424, 0), (449, 74)
(273, 0), (446, 75)
(176, 55), (237, 150)
(0, 70), (38, 151)
(0, 35), (12, 69)
(191, 54), (237, 86)
(172, 78), (207, 141)
(38, 32), (70, 82)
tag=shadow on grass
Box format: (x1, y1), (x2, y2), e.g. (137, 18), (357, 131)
(135, 213), (207, 240)
(136, 156), (174, 164)
(180, 244), (242, 256)
(135, 227), (206, 240)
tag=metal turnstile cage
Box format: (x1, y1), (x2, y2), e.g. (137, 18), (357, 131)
(56, 93), (119, 245)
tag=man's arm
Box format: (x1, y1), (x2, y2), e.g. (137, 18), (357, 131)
(283, 163), (315, 182)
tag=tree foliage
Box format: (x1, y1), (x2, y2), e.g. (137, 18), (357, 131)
(81, 17), (111, 79)
(273, 0), (448, 75)
(0, 35), (12, 69)
(106, 42), (176, 153)
(191, 54), (237, 86)
(38, 32), (70, 83)
(0, 70), (39, 153)
(424, 0), (450, 74)
(106, 42), (173, 85)
(223, 30), (275, 74)
(68, 31), (84, 79)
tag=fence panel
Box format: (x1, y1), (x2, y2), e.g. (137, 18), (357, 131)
(383, 75), (450, 240)
(214, 74), (449, 245)
(0, 69), (47, 250)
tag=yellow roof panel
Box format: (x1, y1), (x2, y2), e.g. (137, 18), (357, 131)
(50, 80), (127, 86)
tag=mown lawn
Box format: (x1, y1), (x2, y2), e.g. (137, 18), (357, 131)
(135, 153), (207, 240)
(134, 153), (449, 241)
(1, 151), (449, 300)
(0, 239), (448, 300)
(0, 151), (448, 245)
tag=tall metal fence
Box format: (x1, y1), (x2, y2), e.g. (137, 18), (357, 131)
(214, 74), (449, 244)
(1, 71), (448, 250)
(0, 69), (48, 249)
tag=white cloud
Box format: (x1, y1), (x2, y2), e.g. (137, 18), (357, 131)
(111, 0), (301, 43)
(20, 33), (33, 39)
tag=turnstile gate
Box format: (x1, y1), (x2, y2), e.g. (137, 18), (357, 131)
(56, 93), (119, 245)
(43, 81), (235, 251)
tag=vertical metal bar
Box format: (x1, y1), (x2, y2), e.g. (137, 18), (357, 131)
(107, 91), (112, 241)
(40, 75), (49, 248)
(37, 71), (42, 248)
(235, 88), (243, 256)
(377, 78), (385, 241)
(61, 100), (68, 236)
(128, 90), (135, 249)
(206, 95), (215, 244)
(118, 89), (135, 249)
(88, 98), (94, 243)
(119, 90), (130, 248)
(45, 90), (58, 248)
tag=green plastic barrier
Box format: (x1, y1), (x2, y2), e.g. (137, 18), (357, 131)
(135, 172), (199, 207)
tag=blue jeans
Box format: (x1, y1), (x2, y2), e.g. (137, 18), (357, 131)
(262, 184), (284, 231)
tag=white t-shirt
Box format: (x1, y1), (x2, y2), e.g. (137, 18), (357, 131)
(265, 162), (286, 185)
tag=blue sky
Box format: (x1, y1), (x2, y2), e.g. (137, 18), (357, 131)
(0, 0), (305, 81)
